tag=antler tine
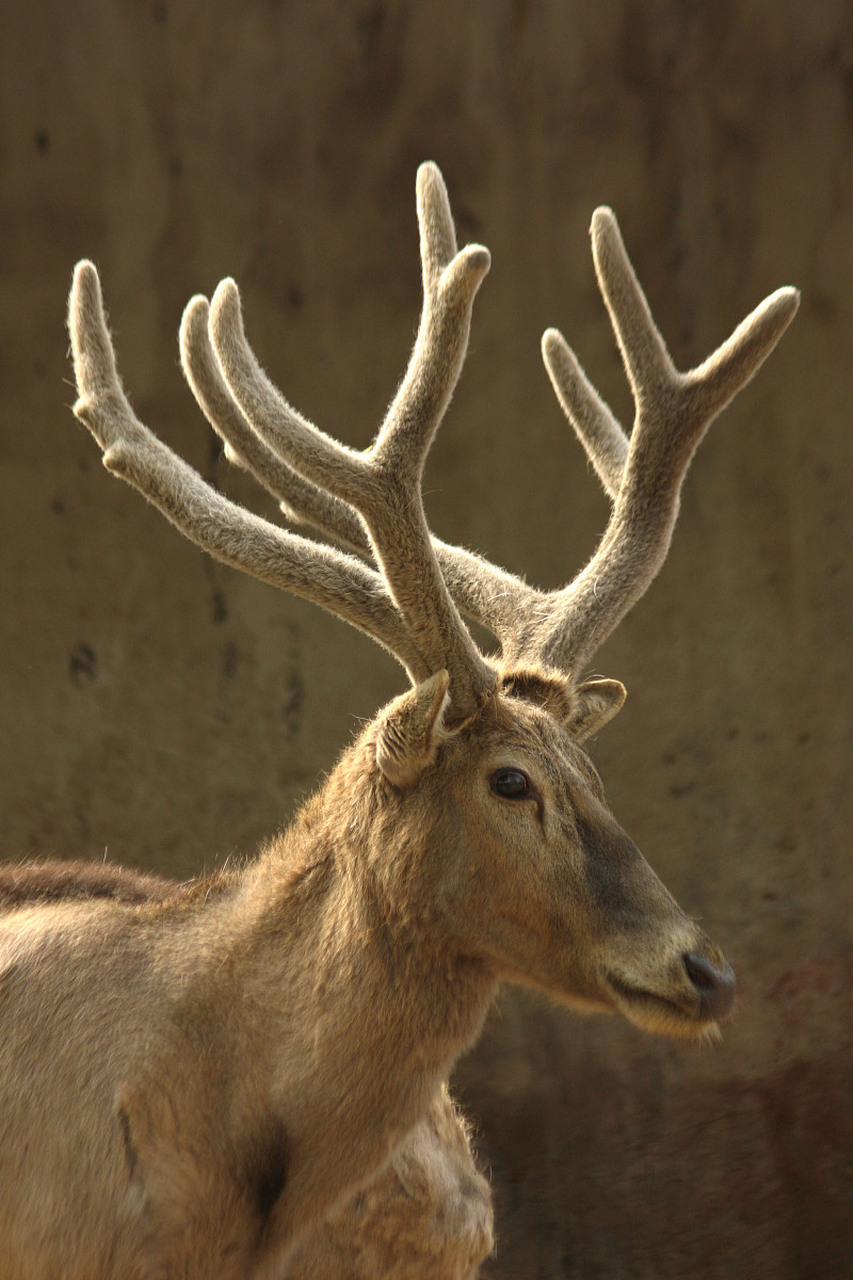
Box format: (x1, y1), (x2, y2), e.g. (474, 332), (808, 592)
(181, 290), (534, 643)
(541, 327), (628, 500)
(371, 162), (488, 479)
(209, 162), (497, 719)
(512, 208), (799, 673)
(68, 261), (430, 682)
(180, 294), (370, 556)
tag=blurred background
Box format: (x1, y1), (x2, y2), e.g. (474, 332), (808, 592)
(2, 3), (851, 1276)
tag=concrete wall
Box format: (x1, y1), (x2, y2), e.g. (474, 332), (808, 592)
(2, 3), (851, 1275)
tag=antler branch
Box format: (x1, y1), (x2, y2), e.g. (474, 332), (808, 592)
(528, 208), (799, 672)
(180, 292), (533, 644)
(209, 163), (497, 718)
(540, 328), (628, 500)
(179, 294), (371, 556)
(68, 262), (430, 681)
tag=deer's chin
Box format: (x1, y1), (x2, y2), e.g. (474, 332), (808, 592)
(603, 973), (725, 1043)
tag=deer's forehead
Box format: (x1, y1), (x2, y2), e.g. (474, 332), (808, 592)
(463, 696), (594, 773)
(498, 666), (575, 719)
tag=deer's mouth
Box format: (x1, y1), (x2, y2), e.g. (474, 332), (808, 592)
(603, 970), (728, 1041)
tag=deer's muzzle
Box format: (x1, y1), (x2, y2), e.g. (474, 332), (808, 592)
(683, 951), (736, 1022)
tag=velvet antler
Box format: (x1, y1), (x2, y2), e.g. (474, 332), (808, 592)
(68, 262), (428, 681)
(207, 162), (497, 719)
(185, 193), (798, 683)
(70, 165), (506, 718)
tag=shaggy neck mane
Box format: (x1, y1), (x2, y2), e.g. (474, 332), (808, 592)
(208, 736), (498, 1235)
(257, 729), (498, 1037)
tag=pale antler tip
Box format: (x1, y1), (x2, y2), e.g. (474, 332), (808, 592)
(759, 286), (800, 344)
(415, 161), (456, 268)
(540, 327), (582, 390)
(211, 276), (240, 306)
(179, 293), (210, 346)
(461, 244), (491, 277)
(589, 207), (632, 288)
(769, 285), (801, 319)
(69, 259), (103, 326)
(67, 258), (121, 407)
(541, 327), (567, 359)
(416, 161), (451, 217)
(71, 257), (100, 289)
(417, 159), (445, 192)
(590, 206), (618, 239)
(210, 277), (244, 338)
(184, 293), (210, 318)
(720, 284), (801, 372)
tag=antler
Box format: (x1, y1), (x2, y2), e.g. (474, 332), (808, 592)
(68, 262), (429, 682)
(208, 162), (496, 718)
(187, 200), (798, 682)
(179, 295), (531, 643)
(70, 164), (507, 720)
(529, 209), (799, 672)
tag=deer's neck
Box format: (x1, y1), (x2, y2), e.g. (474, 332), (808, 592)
(241, 836), (496, 1114)
(227, 754), (496, 1235)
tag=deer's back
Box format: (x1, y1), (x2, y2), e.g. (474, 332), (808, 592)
(0, 859), (273, 1280)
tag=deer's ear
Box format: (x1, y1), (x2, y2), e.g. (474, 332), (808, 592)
(568, 678), (626, 742)
(375, 671), (451, 788)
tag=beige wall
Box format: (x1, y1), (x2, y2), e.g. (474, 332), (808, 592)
(2, 3), (851, 1275)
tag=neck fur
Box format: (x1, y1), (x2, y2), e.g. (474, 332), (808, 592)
(230, 738), (497, 1237)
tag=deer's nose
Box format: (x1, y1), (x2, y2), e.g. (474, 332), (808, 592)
(683, 952), (736, 1021)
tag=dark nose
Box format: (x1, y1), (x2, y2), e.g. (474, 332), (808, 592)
(683, 952), (736, 1021)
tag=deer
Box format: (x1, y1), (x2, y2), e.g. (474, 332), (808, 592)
(0, 161), (797, 1280)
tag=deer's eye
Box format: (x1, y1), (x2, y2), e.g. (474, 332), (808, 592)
(490, 768), (531, 800)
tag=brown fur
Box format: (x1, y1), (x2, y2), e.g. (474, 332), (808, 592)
(0, 861), (492, 1279)
(0, 684), (733, 1279)
(0, 858), (176, 908)
(0, 163), (796, 1277)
